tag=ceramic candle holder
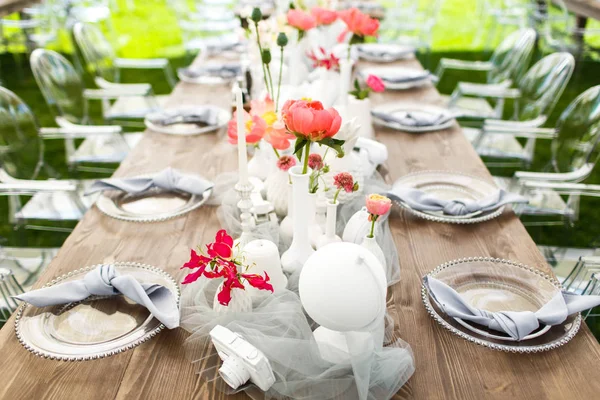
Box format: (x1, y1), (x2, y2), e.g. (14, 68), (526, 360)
(243, 239), (288, 296)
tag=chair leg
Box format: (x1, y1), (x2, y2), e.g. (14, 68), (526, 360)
(164, 64), (177, 88)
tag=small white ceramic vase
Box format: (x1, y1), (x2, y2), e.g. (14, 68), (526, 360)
(360, 235), (387, 272)
(248, 142), (273, 181)
(279, 182), (294, 244)
(265, 169), (289, 217)
(281, 166), (315, 273)
(347, 96), (374, 139)
(307, 192), (323, 248)
(343, 207), (382, 243)
(316, 201), (342, 249)
(213, 282), (253, 314)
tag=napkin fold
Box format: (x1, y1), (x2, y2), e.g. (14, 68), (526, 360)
(358, 45), (412, 59)
(178, 63), (241, 80)
(146, 107), (220, 127)
(387, 184), (528, 215)
(14, 265), (179, 329)
(372, 110), (453, 127)
(424, 275), (600, 340)
(377, 70), (431, 84)
(85, 167), (214, 196)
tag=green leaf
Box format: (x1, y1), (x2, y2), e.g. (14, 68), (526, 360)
(354, 78), (361, 92)
(294, 137), (308, 160)
(318, 137), (345, 158)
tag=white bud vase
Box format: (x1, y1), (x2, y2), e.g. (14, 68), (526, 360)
(360, 235), (386, 272)
(347, 96), (374, 139)
(248, 142), (273, 181)
(307, 192), (323, 248)
(279, 182), (293, 245)
(265, 169), (289, 217)
(281, 166), (315, 273)
(212, 282), (253, 314)
(316, 201), (342, 249)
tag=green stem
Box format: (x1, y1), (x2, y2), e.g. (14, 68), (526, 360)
(266, 63), (275, 101)
(333, 188), (341, 204)
(302, 141), (310, 174)
(254, 22), (271, 99)
(276, 47), (284, 112)
(272, 146), (280, 158)
(368, 217), (376, 238)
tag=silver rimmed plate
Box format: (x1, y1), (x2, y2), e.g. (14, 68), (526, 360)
(14, 262), (179, 361)
(422, 257), (581, 352)
(178, 62), (241, 85)
(393, 170), (504, 224)
(145, 105), (230, 136)
(96, 185), (212, 222)
(356, 43), (415, 62)
(372, 102), (455, 133)
(359, 66), (432, 90)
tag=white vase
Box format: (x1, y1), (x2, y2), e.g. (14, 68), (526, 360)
(307, 192), (323, 248)
(316, 201), (342, 249)
(248, 142), (273, 181)
(281, 166), (315, 273)
(343, 207), (382, 243)
(360, 235), (387, 272)
(323, 150), (364, 204)
(279, 182), (293, 244)
(212, 282), (253, 314)
(265, 169), (289, 217)
(243, 239), (288, 298)
(347, 96), (374, 139)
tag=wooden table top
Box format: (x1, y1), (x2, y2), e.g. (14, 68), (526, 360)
(0, 0), (39, 17)
(556, 0), (600, 20)
(1, 54), (600, 400)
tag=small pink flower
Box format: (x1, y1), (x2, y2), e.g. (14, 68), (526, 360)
(311, 7), (338, 26)
(277, 155), (297, 171)
(308, 153), (324, 170)
(366, 194), (392, 216)
(366, 75), (385, 93)
(334, 172), (355, 193)
(287, 9), (317, 31)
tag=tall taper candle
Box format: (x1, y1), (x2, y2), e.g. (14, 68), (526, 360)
(234, 84), (249, 185)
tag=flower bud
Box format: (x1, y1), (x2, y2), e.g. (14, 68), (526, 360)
(277, 32), (288, 47)
(261, 48), (272, 64)
(251, 7), (262, 23)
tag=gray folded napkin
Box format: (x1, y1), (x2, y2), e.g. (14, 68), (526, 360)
(85, 167), (214, 196)
(358, 45), (411, 59)
(372, 110), (453, 127)
(178, 63), (241, 80)
(14, 264), (179, 329)
(387, 184), (528, 215)
(424, 275), (600, 340)
(378, 70), (431, 84)
(146, 107), (220, 127)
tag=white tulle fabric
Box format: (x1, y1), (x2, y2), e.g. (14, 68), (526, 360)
(180, 277), (415, 400)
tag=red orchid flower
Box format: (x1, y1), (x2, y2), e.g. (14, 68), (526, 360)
(241, 272), (274, 292)
(181, 249), (211, 269)
(217, 264), (246, 306)
(207, 229), (234, 259)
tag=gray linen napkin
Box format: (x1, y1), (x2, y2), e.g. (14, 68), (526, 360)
(147, 107), (220, 127)
(178, 63), (241, 79)
(14, 264), (179, 329)
(377, 70), (431, 84)
(358, 45), (411, 59)
(85, 167), (214, 196)
(372, 110), (453, 127)
(424, 275), (600, 340)
(387, 184), (528, 215)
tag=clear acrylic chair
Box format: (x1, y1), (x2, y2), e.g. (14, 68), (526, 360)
(474, 0), (533, 50)
(0, 86), (96, 234)
(438, 28), (536, 118)
(457, 52), (575, 168)
(562, 257), (600, 320)
(73, 22), (176, 89)
(30, 49), (145, 173)
(492, 84), (600, 227)
(0, 267), (24, 326)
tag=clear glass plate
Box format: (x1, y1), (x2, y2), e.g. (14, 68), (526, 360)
(359, 66), (431, 90)
(393, 170), (504, 224)
(371, 102), (455, 133)
(15, 262), (179, 361)
(96, 186), (212, 222)
(422, 257), (581, 352)
(144, 105), (230, 135)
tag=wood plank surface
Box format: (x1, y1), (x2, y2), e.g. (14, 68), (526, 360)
(556, 0), (600, 20)
(1, 54), (600, 400)
(0, 0), (39, 17)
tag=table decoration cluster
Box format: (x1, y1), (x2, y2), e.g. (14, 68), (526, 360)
(9, 1), (600, 399)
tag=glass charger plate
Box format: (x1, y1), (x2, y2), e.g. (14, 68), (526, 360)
(372, 102), (455, 133)
(421, 257), (581, 353)
(14, 262), (179, 361)
(359, 66), (431, 90)
(144, 105), (230, 135)
(356, 43), (415, 62)
(393, 170), (504, 224)
(177, 63), (241, 85)
(96, 186), (212, 222)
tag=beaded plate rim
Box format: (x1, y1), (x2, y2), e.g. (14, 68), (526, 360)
(14, 262), (180, 361)
(421, 257), (582, 353)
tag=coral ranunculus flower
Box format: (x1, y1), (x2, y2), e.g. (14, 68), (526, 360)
(338, 7), (379, 41)
(249, 97), (295, 150)
(366, 194), (392, 216)
(311, 7), (338, 25)
(227, 110), (265, 145)
(287, 9), (317, 32)
(281, 99), (342, 142)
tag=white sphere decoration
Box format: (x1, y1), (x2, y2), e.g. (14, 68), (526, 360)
(299, 242), (387, 332)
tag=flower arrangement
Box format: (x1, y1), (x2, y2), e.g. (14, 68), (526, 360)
(181, 230), (274, 306)
(308, 153), (330, 193)
(311, 6), (338, 26)
(281, 99), (343, 174)
(337, 7), (380, 45)
(307, 47), (340, 71)
(332, 172), (359, 203)
(287, 8), (317, 40)
(366, 194), (392, 238)
(350, 75), (385, 100)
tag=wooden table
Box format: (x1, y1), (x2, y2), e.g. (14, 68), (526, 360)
(1, 55), (600, 399)
(0, 0), (39, 17)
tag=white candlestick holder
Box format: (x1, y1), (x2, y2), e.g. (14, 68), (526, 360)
(235, 180), (256, 249)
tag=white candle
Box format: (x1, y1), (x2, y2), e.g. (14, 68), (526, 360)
(234, 84), (249, 185)
(243, 239), (288, 293)
(339, 59), (351, 107)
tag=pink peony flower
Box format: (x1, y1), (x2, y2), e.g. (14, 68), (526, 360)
(308, 153), (324, 170)
(277, 155), (297, 171)
(281, 99), (342, 142)
(287, 9), (317, 32)
(334, 172), (355, 193)
(311, 7), (338, 25)
(366, 194), (392, 216)
(227, 110), (265, 145)
(338, 8), (379, 39)
(249, 96), (295, 150)
(366, 75), (385, 93)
